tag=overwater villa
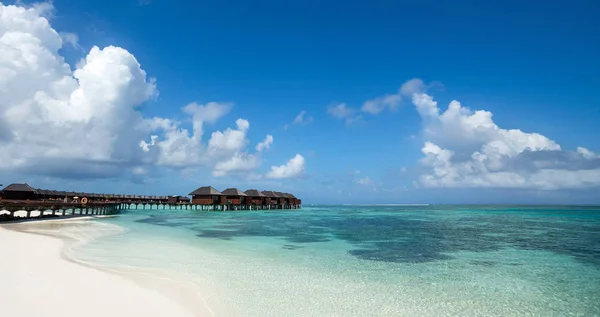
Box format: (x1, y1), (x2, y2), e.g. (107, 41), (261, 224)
(0, 183), (301, 219)
(189, 186), (301, 210)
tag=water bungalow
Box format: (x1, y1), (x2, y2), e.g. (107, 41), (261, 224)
(1, 183), (37, 200)
(244, 189), (266, 207)
(1, 182), (301, 221)
(189, 186), (224, 208)
(221, 188), (247, 209)
(274, 191), (288, 207)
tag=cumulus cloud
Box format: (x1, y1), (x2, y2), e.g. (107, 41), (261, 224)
(0, 2), (278, 179)
(0, 2), (156, 176)
(140, 108), (270, 177)
(407, 79), (600, 190)
(256, 134), (273, 152)
(266, 154), (305, 179)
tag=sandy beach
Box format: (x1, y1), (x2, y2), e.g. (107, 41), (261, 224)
(0, 223), (199, 317)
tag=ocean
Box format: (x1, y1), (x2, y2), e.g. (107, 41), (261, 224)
(46, 205), (600, 316)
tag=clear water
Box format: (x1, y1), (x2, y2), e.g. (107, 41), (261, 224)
(64, 205), (600, 316)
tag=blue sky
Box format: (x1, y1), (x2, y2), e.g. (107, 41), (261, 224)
(1, 0), (599, 204)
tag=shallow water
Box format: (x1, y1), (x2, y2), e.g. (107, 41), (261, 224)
(68, 206), (600, 316)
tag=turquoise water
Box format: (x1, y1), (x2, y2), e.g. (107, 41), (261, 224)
(68, 206), (600, 316)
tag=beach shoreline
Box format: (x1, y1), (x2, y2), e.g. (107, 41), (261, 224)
(0, 218), (214, 317)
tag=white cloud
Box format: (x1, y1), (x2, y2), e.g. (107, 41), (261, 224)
(408, 79), (600, 190)
(212, 152), (260, 177)
(131, 166), (148, 175)
(0, 2), (276, 179)
(399, 78), (425, 96)
(208, 118), (250, 153)
(361, 78), (425, 115)
(0, 2), (157, 178)
(59, 32), (79, 49)
(327, 103), (362, 125)
(328, 103), (354, 118)
(361, 94), (401, 114)
(293, 110), (313, 125)
(354, 176), (374, 186)
(266, 154), (305, 179)
(141, 108), (271, 176)
(256, 134), (273, 152)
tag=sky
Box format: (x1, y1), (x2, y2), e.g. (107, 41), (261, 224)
(0, 0), (599, 204)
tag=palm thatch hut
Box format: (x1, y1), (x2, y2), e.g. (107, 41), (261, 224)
(0, 183), (38, 200)
(221, 188), (247, 205)
(285, 193), (300, 207)
(244, 189), (266, 206)
(189, 186), (224, 205)
(261, 191), (278, 207)
(273, 191), (287, 206)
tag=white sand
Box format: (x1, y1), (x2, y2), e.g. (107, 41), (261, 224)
(0, 226), (199, 317)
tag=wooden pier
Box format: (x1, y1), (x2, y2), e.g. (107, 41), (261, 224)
(0, 200), (121, 220)
(0, 183), (302, 220)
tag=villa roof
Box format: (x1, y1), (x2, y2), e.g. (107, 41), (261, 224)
(1, 183), (37, 193)
(285, 193), (297, 198)
(222, 188), (247, 196)
(261, 190), (278, 198)
(189, 186), (223, 196)
(244, 189), (265, 197)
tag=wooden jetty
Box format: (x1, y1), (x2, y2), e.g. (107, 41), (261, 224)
(0, 200), (121, 219)
(0, 183), (301, 220)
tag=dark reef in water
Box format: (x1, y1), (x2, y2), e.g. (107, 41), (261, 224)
(136, 206), (600, 266)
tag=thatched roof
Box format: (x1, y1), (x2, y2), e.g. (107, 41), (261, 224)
(1, 183), (37, 193)
(244, 189), (265, 197)
(189, 186), (222, 196)
(36, 189), (50, 195)
(222, 188), (247, 196)
(285, 193), (297, 198)
(261, 190), (277, 198)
